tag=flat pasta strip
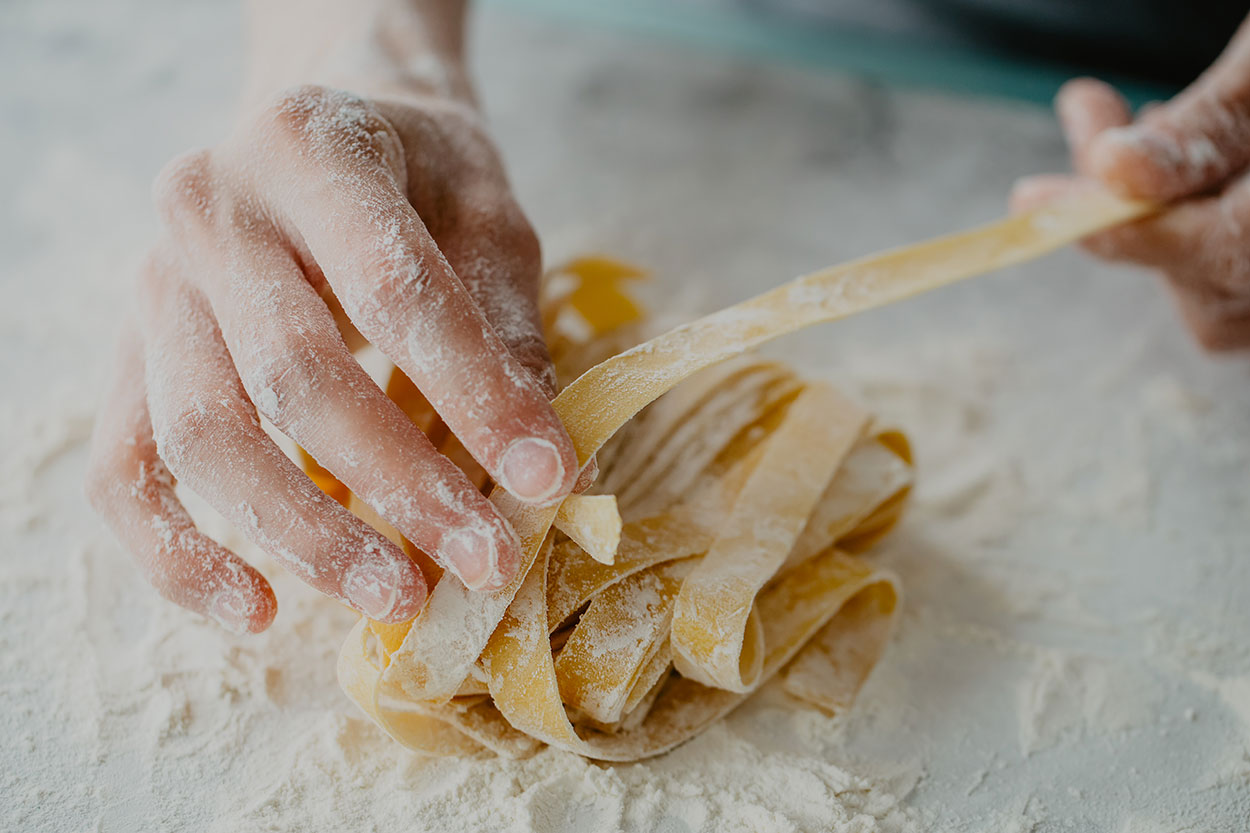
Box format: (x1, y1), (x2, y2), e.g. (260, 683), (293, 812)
(483, 539), (899, 760)
(782, 583), (900, 715)
(609, 359), (793, 512)
(310, 191), (1149, 759)
(671, 383), (868, 691)
(337, 357), (908, 759)
(595, 358), (766, 494)
(542, 374), (827, 634)
(555, 560), (692, 724)
(785, 433), (913, 569)
(545, 512), (708, 633)
(553, 494), (621, 564)
(618, 639), (674, 727)
(338, 618), (541, 759)
(622, 373), (805, 519)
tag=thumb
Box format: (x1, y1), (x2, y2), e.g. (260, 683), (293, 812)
(1089, 15), (1250, 201)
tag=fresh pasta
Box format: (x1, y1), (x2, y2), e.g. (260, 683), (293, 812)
(306, 191), (1151, 760)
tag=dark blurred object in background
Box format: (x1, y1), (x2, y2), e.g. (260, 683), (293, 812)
(753, 0), (1246, 87)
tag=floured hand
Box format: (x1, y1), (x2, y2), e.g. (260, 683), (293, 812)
(86, 0), (580, 633)
(1013, 14), (1250, 350)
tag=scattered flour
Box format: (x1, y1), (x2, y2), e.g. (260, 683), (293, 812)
(5, 2), (1250, 832)
(1015, 652), (1164, 755)
(1, 386), (921, 833)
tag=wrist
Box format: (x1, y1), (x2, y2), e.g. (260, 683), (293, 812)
(241, 0), (473, 112)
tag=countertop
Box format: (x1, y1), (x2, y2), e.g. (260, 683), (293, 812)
(2, 2), (1248, 831)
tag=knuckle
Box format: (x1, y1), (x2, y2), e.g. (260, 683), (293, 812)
(261, 84), (340, 136)
(152, 402), (236, 480)
(152, 150), (215, 231)
(260, 84), (402, 170)
(242, 333), (325, 429)
(436, 109), (503, 174)
(347, 249), (430, 330)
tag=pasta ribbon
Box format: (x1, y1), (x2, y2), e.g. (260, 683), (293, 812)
(311, 192), (1150, 760)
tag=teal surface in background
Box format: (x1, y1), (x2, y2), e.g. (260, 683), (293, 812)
(484, 0), (1176, 107)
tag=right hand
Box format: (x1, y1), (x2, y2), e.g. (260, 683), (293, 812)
(1012, 14), (1250, 350)
(86, 84), (579, 633)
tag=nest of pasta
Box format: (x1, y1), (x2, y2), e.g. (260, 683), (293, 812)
(301, 257), (913, 761)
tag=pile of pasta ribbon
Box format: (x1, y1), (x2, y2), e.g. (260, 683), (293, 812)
(300, 190), (1150, 760)
(305, 258), (911, 761)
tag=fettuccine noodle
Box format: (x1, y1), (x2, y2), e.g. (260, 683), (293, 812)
(304, 192), (1150, 760)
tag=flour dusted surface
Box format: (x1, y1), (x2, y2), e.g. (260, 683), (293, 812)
(3, 515), (917, 833)
(5, 1), (1250, 831)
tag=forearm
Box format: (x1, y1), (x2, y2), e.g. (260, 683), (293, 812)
(240, 0), (474, 110)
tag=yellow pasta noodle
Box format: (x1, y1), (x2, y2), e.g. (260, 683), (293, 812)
(670, 383), (868, 692)
(552, 494), (621, 565)
(312, 192), (1151, 761)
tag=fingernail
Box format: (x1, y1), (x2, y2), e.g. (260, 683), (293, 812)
(439, 527), (498, 590)
(499, 437), (565, 503)
(208, 587), (254, 635)
(344, 561), (400, 619)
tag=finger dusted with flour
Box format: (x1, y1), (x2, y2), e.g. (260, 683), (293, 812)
(1011, 14), (1250, 351)
(1088, 16), (1250, 202)
(87, 0), (578, 628)
(86, 328), (278, 634)
(135, 254), (427, 622)
(162, 132), (520, 593)
(261, 89), (578, 510)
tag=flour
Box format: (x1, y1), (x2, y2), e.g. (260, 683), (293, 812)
(1015, 652), (1166, 755)
(7, 1), (1250, 831)
(233, 711), (919, 833)
(0, 468), (921, 833)
(7, 298), (1244, 833)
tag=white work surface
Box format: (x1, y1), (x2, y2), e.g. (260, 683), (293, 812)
(3, 2), (1248, 831)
